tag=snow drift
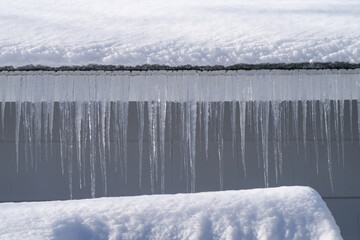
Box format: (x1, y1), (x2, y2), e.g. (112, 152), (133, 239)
(0, 186), (341, 240)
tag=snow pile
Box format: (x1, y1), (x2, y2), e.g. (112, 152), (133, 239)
(0, 187), (341, 239)
(0, 0), (359, 66)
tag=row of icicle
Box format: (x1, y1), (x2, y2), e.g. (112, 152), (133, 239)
(0, 99), (357, 198)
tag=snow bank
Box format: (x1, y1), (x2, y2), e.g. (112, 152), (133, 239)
(0, 0), (359, 66)
(0, 186), (341, 240)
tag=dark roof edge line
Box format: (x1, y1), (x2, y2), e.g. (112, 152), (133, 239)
(1, 62), (360, 72)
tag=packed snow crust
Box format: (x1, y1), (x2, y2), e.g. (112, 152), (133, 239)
(0, 0), (359, 66)
(0, 187), (341, 240)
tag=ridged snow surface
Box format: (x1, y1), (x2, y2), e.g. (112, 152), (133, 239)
(0, 0), (360, 66)
(0, 187), (342, 240)
(0, 70), (359, 197)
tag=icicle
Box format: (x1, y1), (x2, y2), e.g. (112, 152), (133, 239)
(119, 101), (129, 182)
(311, 101), (320, 174)
(75, 101), (82, 187)
(197, 102), (202, 151)
(2, 69), (359, 199)
(137, 101), (144, 189)
(48, 102), (54, 156)
(148, 101), (156, 194)
(15, 101), (21, 172)
(339, 100), (345, 168)
(159, 101), (167, 193)
(185, 102), (191, 192)
(292, 100), (299, 152)
(89, 102), (97, 198)
(190, 101), (197, 193)
(217, 102), (224, 190)
(278, 102), (284, 176)
(113, 102), (120, 172)
(231, 101), (236, 159)
(358, 100), (360, 145)
(283, 101), (290, 145)
(42, 102), (49, 161)
(99, 101), (107, 196)
(33, 102), (42, 164)
(349, 100), (353, 143)
(0, 75), (6, 140)
(1, 102), (5, 140)
(246, 101), (253, 133)
(239, 101), (246, 177)
(324, 100), (334, 192)
(333, 100), (341, 165)
(81, 102), (88, 188)
(319, 100), (325, 141)
(29, 103), (35, 171)
(253, 101), (261, 167)
(302, 100), (307, 160)
(179, 102), (187, 187)
(260, 101), (270, 187)
(105, 101), (111, 163)
(22, 102), (29, 170)
(167, 102), (172, 172)
(203, 102), (209, 160)
(67, 102), (74, 200)
(271, 101), (281, 182)
(59, 102), (65, 175)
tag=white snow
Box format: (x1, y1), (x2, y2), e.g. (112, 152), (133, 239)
(0, 186), (341, 240)
(0, 0), (359, 66)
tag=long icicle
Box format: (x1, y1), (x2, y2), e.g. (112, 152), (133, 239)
(190, 101), (197, 193)
(260, 101), (270, 187)
(239, 101), (247, 178)
(159, 101), (167, 193)
(137, 101), (144, 189)
(324, 100), (334, 192)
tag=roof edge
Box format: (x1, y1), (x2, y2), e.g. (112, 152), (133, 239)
(1, 62), (360, 72)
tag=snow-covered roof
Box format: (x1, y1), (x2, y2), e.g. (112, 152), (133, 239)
(0, 187), (341, 239)
(1, 0), (359, 66)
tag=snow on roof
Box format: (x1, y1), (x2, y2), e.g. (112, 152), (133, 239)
(0, 187), (341, 239)
(0, 0), (359, 67)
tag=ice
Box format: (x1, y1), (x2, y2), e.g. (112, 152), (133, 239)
(231, 101), (236, 159)
(324, 100), (334, 192)
(217, 102), (225, 191)
(239, 101), (246, 177)
(339, 100), (345, 168)
(0, 75), (6, 140)
(190, 101), (197, 193)
(260, 101), (270, 187)
(311, 100), (320, 173)
(271, 101), (281, 182)
(0, 69), (359, 196)
(99, 101), (107, 196)
(137, 101), (144, 188)
(15, 101), (21, 172)
(159, 101), (167, 193)
(301, 100), (307, 160)
(89, 102), (97, 198)
(203, 101), (209, 160)
(75, 102), (82, 187)
(253, 101), (261, 167)
(148, 101), (157, 194)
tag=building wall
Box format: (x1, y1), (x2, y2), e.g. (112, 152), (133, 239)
(0, 101), (359, 239)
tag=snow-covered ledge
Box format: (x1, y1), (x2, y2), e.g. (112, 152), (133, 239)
(0, 186), (341, 239)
